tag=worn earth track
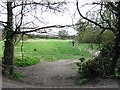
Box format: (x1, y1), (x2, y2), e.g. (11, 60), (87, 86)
(2, 60), (119, 88)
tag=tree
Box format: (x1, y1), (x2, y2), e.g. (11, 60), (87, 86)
(58, 30), (68, 39)
(76, 0), (120, 74)
(2, 2), (14, 75)
(0, 0), (69, 75)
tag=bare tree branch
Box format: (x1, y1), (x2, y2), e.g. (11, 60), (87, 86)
(15, 24), (76, 34)
(14, 0), (25, 33)
(12, 1), (67, 12)
(76, 0), (115, 34)
(100, 4), (113, 31)
(0, 21), (7, 26)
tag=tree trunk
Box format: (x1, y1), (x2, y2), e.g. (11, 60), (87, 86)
(2, 2), (14, 75)
(111, 1), (120, 74)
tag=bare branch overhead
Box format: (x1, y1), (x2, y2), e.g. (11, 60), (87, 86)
(15, 24), (76, 34)
(12, 1), (67, 12)
(76, 0), (116, 34)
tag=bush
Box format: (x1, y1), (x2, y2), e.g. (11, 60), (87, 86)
(76, 78), (88, 85)
(116, 59), (120, 78)
(77, 45), (120, 79)
(14, 56), (40, 67)
(12, 72), (24, 80)
(77, 58), (99, 79)
(77, 30), (120, 81)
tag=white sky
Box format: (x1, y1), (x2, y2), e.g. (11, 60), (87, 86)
(41, 0), (100, 35)
(0, 0), (101, 35)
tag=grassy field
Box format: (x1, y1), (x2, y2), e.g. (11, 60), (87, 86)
(1, 39), (95, 66)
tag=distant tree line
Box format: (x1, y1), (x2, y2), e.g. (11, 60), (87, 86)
(23, 34), (76, 40)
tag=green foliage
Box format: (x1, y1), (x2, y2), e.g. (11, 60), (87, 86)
(77, 58), (98, 79)
(0, 37), (2, 41)
(12, 72), (24, 80)
(14, 56), (40, 67)
(100, 31), (115, 47)
(115, 69), (120, 79)
(78, 30), (100, 43)
(77, 28), (120, 80)
(77, 58), (112, 79)
(0, 41), (3, 60)
(78, 30), (114, 45)
(77, 44), (120, 79)
(116, 59), (120, 78)
(76, 78), (88, 85)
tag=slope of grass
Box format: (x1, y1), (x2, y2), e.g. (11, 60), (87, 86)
(15, 39), (92, 62)
(1, 39), (93, 66)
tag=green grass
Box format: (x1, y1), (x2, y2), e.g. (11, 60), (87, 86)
(15, 39), (92, 61)
(12, 72), (24, 80)
(78, 43), (100, 50)
(1, 39), (94, 66)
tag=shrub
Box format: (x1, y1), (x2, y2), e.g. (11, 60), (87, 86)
(77, 58), (99, 79)
(14, 56), (40, 67)
(77, 44), (120, 79)
(76, 78), (88, 85)
(116, 59), (120, 78)
(12, 72), (24, 80)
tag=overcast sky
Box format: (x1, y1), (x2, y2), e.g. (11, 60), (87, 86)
(0, 0), (101, 35)
(36, 0), (100, 35)
(43, 0), (100, 35)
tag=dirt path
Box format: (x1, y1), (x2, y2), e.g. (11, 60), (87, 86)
(2, 60), (119, 88)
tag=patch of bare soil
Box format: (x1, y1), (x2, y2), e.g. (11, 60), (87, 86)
(2, 60), (119, 88)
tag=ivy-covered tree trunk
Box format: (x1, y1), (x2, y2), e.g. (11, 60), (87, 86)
(111, 1), (120, 74)
(2, 2), (14, 75)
